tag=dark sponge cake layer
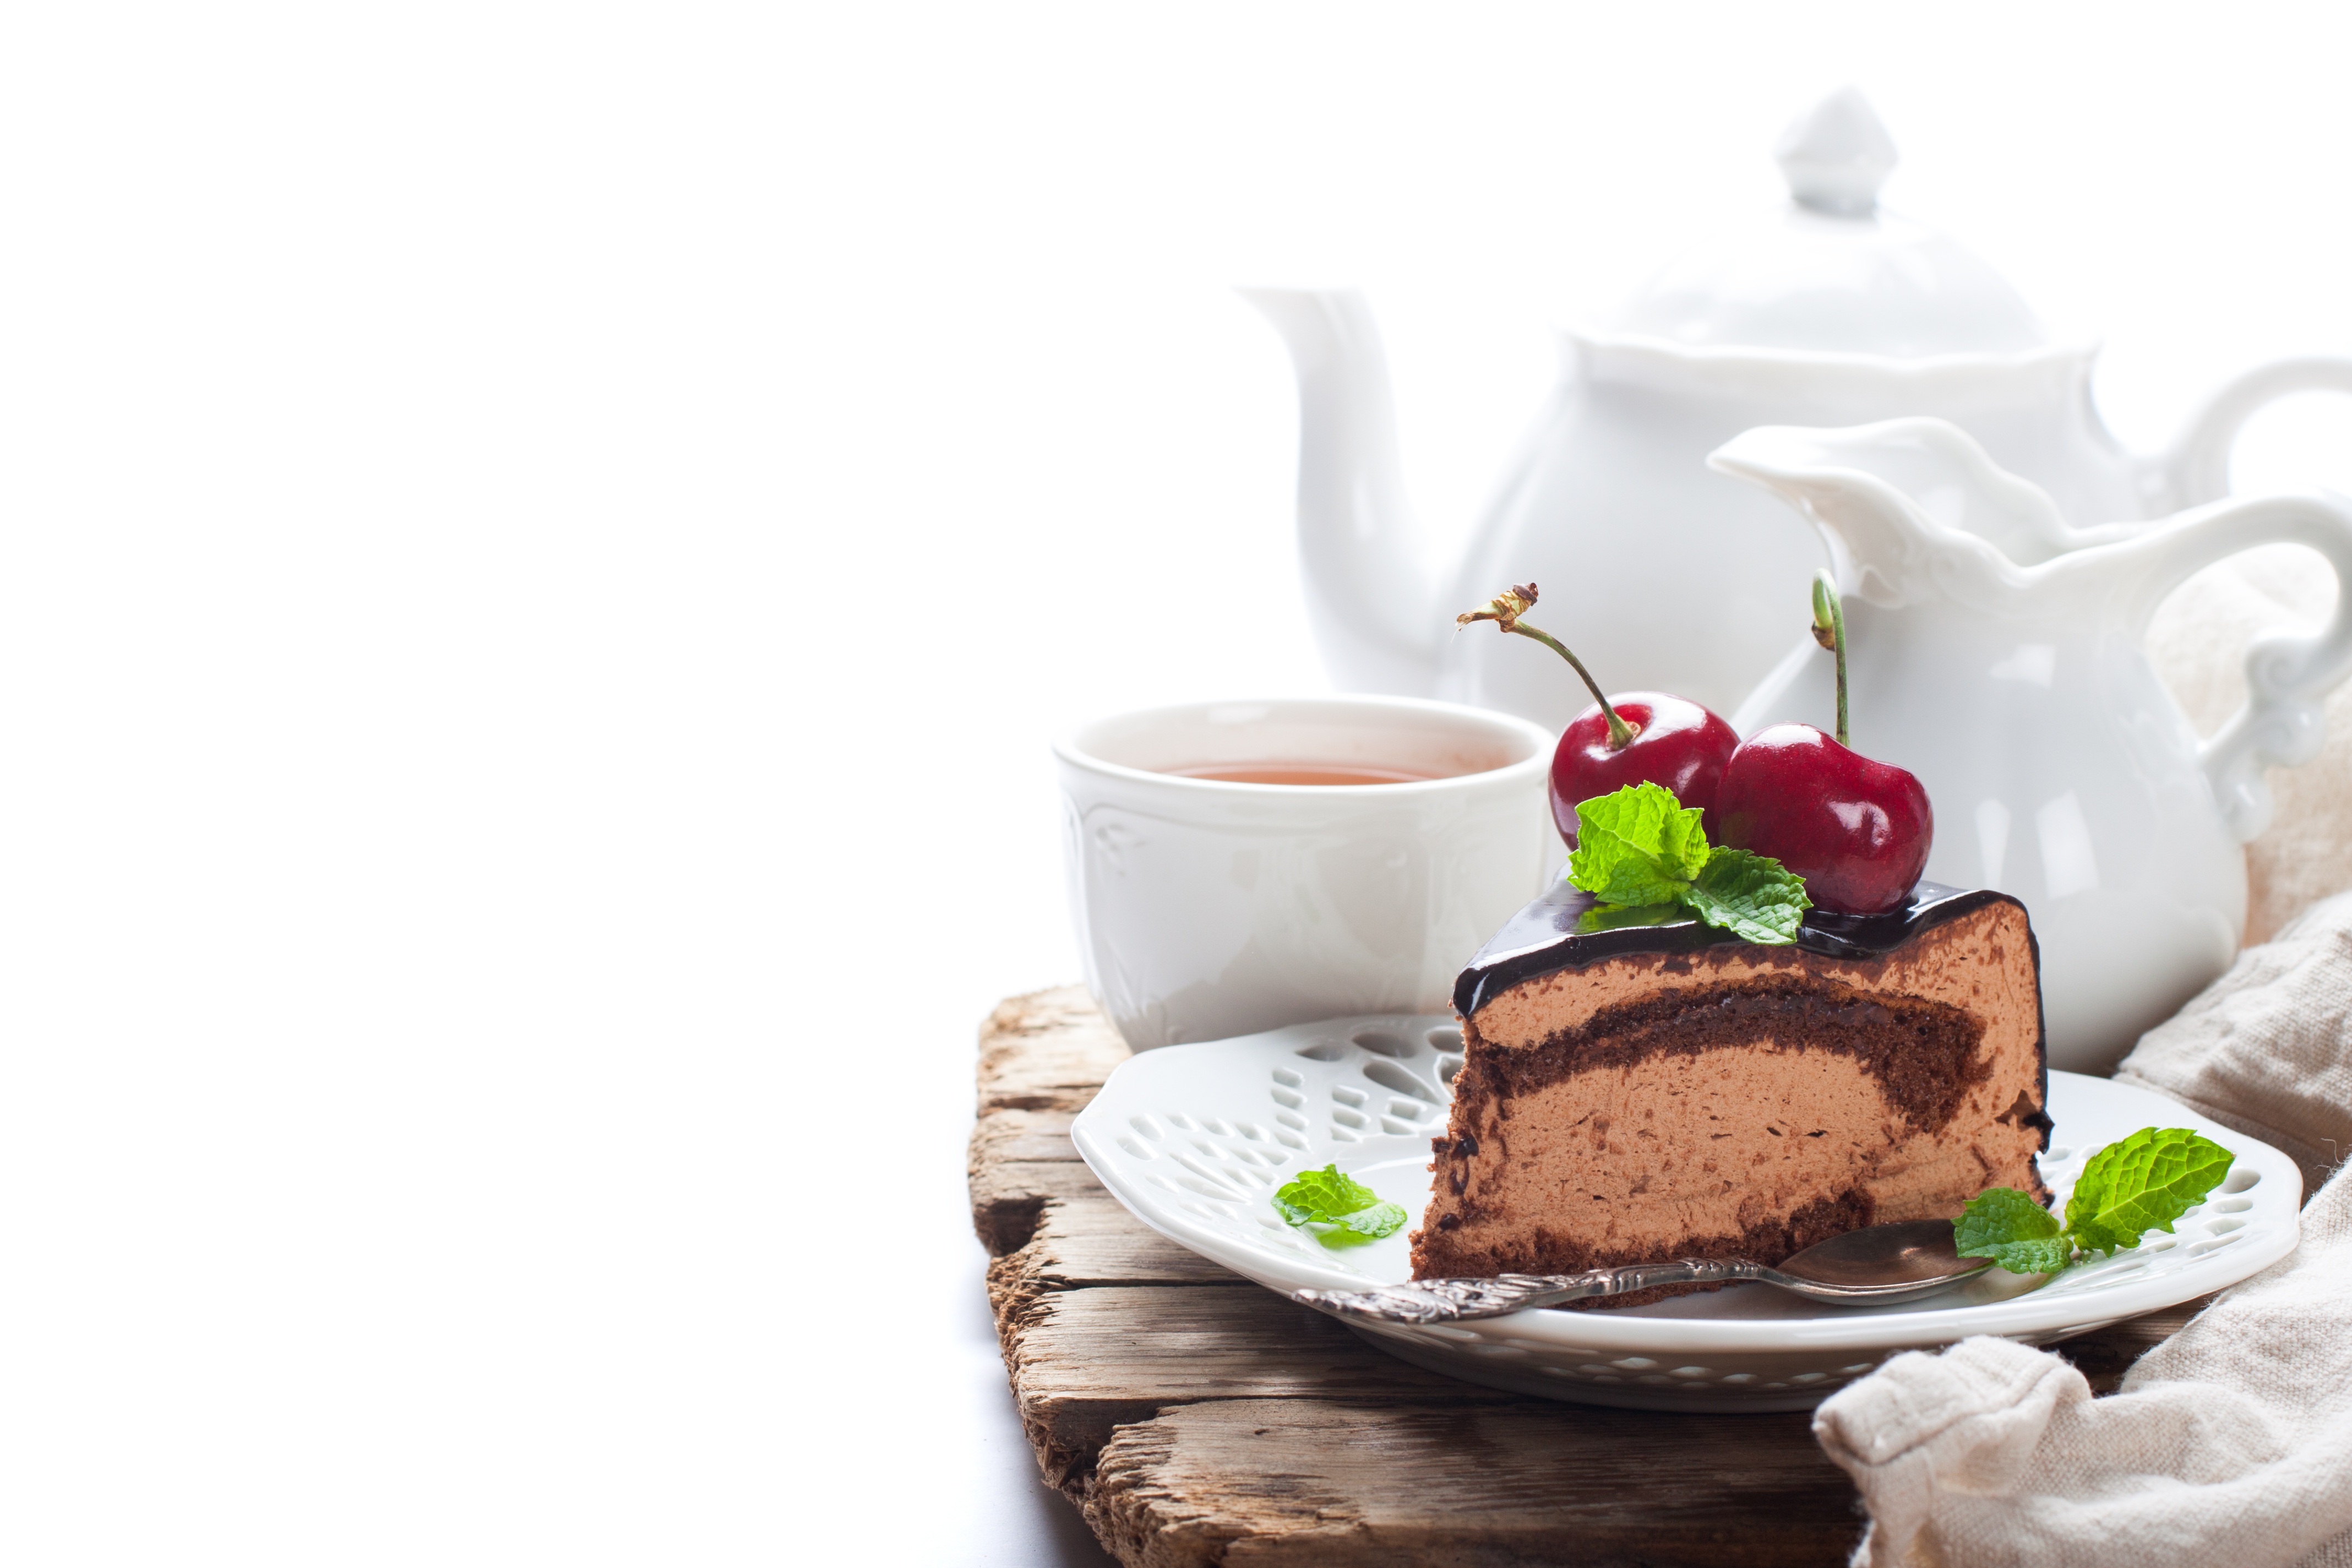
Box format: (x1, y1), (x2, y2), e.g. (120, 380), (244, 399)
(1479, 974), (1992, 1130)
(1413, 884), (2049, 1303)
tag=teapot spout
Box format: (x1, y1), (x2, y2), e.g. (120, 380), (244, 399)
(1242, 288), (1440, 695)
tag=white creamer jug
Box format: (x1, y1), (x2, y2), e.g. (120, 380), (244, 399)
(1713, 418), (2352, 1071)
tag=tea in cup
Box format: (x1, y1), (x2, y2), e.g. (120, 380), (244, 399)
(1053, 696), (1555, 1049)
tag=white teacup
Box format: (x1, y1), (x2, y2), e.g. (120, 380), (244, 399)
(1053, 696), (1556, 1050)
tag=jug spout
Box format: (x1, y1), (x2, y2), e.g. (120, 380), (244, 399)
(1242, 288), (1440, 695)
(1707, 418), (2134, 612)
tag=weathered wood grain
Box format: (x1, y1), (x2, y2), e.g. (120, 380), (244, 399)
(972, 1152), (1242, 1283)
(977, 984), (1129, 1116)
(970, 1104), (1084, 1168)
(970, 985), (2211, 1566)
(1089, 1399), (1861, 1568)
(972, 990), (1242, 1379)
(995, 1194), (1240, 1287)
(971, 986), (1130, 1253)
(1004, 1286), (1518, 1488)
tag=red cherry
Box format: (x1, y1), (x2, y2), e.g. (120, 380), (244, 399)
(1550, 692), (1740, 847)
(1713, 723), (1933, 915)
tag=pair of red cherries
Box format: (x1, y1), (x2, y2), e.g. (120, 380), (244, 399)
(1467, 580), (1931, 916)
(1550, 693), (1928, 915)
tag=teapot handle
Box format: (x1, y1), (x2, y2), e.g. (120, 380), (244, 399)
(2130, 492), (2352, 843)
(2163, 357), (2352, 508)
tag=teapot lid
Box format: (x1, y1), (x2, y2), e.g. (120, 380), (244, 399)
(1603, 90), (2048, 357)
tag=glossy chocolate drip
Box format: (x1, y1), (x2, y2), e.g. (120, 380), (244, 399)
(1453, 880), (2025, 1018)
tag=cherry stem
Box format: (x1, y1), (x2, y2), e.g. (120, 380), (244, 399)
(1505, 623), (1636, 749)
(1812, 571), (1849, 747)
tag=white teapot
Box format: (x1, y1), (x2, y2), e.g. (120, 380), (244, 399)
(1248, 89), (2352, 726)
(1712, 417), (2352, 1072)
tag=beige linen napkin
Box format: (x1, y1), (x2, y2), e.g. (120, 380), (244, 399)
(1812, 890), (2352, 1568)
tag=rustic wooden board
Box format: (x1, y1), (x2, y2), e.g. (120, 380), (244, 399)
(972, 986), (2212, 1566)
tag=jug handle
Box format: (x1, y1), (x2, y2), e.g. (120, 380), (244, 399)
(2162, 357), (2352, 508)
(2130, 492), (2352, 843)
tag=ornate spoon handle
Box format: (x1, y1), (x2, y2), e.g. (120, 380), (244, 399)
(1292, 1260), (1768, 1324)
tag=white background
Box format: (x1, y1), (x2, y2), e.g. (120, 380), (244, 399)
(4, 3), (2351, 1564)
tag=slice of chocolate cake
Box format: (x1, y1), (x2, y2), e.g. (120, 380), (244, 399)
(1414, 880), (2049, 1299)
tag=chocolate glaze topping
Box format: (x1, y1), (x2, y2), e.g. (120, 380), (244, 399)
(1452, 879), (2027, 1018)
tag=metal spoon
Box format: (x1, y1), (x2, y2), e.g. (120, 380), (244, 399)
(1291, 1219), (1989, 1325)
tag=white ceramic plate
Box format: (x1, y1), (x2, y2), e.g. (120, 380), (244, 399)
(1072, 1014), (2303, 1411)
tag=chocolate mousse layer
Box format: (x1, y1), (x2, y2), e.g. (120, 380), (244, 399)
(1413, 883), (2049, 1303)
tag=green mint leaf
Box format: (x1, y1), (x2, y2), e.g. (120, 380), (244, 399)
(1953, 1186), (2070, 1274)
(1567, 783), (1808, 945)
(1333, 1201), (1408, 1240)
(1273, 1163), (1381, 1224)
(1683, 848), (1811, 945)
(1568, 783), (1711, 907)
(1576, 902), (1688, 934)
(1952, 1130), (2239, 1284)
(1651, 795), (1711, 883)
(1568, 835), (1684, 908)
(2062, 1128), (2236, 1255)
(1980, 1234), (2076, 1275)
(1274, 1165), (1404, 1247)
